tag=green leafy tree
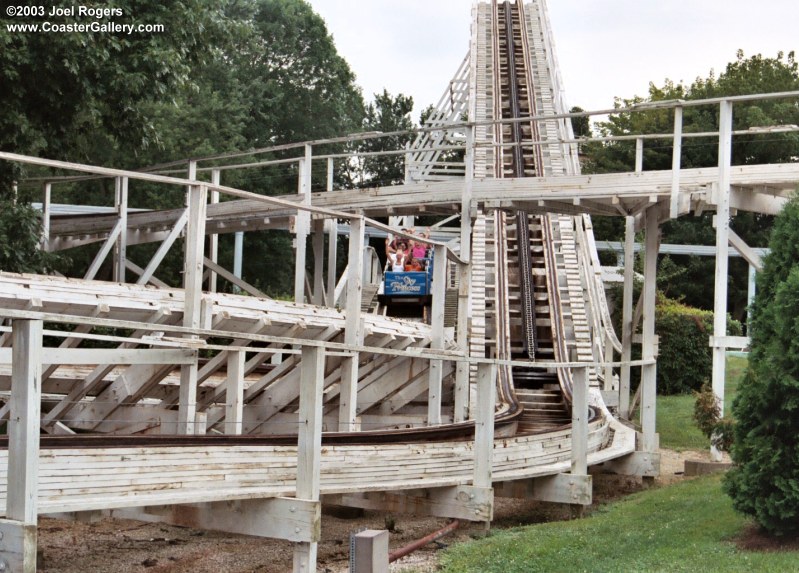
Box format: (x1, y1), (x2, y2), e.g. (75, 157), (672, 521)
(1, 0), (365, 295)
(347, 90), (415, 188)
(0, 0), (236, 191)
(724, 195), (799, 536)
(0, 200), (60, 273)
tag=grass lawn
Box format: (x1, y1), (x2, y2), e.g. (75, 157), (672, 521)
(437, 474), (798, 572)
(656, 355), (747, 451)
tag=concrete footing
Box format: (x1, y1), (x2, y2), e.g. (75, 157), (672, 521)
(684, 460), (733, 476)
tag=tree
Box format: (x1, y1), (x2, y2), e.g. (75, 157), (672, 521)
(0, 200), (60, 273)
(243, 0), (364, 147)
(1, 0), (366, 295)
(350, 90), (415, 188)
(724, 195), (799, 536)
(0, 0), (236, 192)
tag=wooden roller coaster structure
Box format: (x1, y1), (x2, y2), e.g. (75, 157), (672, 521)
(1, 0), (798, 570)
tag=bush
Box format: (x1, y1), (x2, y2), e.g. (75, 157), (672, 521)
(693, 382), (734, 452)
(724, 195), (799, 537)
(656, 296), (742, 394)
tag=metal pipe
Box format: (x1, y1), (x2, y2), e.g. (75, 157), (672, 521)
(388, 519), (460, 563)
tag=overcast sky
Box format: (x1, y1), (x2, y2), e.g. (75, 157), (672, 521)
(307, 0), (798, 119)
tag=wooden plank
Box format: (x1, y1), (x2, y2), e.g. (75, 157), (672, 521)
(427, 244), (448, 425)
(641, 208), (661, 454)
(8, 320), (42, 526)
(178, 185), (207, 435)
(295, 343), (323, 573)
(338, 217), (364, 431)
(0, 348), (195, 366)
(136, 209), (189, 285)
(114, 177), (128, 282)
(225, 350), (245, 435)
(203, 258), (269, 299)
(111, 497), (320, 543)
(474, 363), (496, 490)
(571, 366), (589, 476)
(297, 346), (324, 500)
(619, 216), (635, 419)
(84, 219), (123, 280)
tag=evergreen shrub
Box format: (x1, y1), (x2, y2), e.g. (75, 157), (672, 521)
(724, 196), (799, 536)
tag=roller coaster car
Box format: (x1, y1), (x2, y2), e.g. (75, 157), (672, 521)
(378, 258), (434, 320)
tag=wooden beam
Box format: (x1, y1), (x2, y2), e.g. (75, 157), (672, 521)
(727, 228), (763, 271)
(114, 177), (128, 283)
(641, 208), (660, 454)
(427, 244), (447, 425)
(84, 219), (123, 280)
(454, 127), (474, 423)
(338, 217), (364, 431)
(7, 320), (42, 524)
(474, 363), (496, 490)
(619, 216), (635, 419)
(0, 348), (195, 365)
(531, 473), (592, 505)
(326, 485), (492, 521)
(669, 106), (683, 218)
(179, 185), (207, 435)
(711, 101), (733, 462)
(125, 260), (169, 288)
(209, 170), (221, 293)
(294, 146), (312, 304)
(294, 345), (324, 573)
(39, 309), (175, 427)
(326, 219), (338, 307)
(225, 350), (245, 435)
(312, 219), (325, 306)
(135, 209), (189, 285)
(571, 366), (589, 476)
(41, 183), (52, 251)
(203, 258), (269, 298)
(111, 497), (320, 543)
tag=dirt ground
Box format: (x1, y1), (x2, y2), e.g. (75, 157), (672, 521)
(36, 448), (721, 573)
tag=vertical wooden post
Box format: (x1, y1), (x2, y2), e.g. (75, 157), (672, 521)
(225, 350), (245, 435)
(312, 218), (325, 306)
(1, 319), (43, 573)
(619, 217), (635, 418)
(8, 320), (42, 523)
(571, 366), (588, 475)
(603, 334), (614, 392)
(233, 231), (244, 294)
(474, 362), (496, 488)
(326, 159), (338, 307)
(113, 177), (128, 283)
(454, 126), (475, 422)
(428, 244), (447, 425)
(711, 100), (733, 462)
(338, 217), (364, 431)
(178, 184), (207, 435)
(40, 183), (51, 252)
(641, 208), (660, 453)
(209, 170), (221, 293)
(635, 137), (644, 172)
(294, 146), (313, 303)
(294, 345), (325, 572)
(669, 106), (683, 218)
(746, 264), (756, 328)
